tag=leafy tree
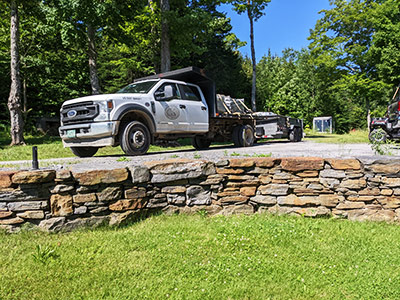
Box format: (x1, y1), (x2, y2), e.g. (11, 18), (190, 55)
(228, 0), (271, 111)
(308, 0), (391, 129)
(370, 0), (400, 87)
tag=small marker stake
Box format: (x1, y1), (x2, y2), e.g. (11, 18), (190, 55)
(32, 146), (39, 169)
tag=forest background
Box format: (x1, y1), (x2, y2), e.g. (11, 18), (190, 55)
(1, 0), (399, 138)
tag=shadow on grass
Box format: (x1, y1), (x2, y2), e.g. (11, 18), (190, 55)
(304, 135), (331, 139)
(0, 135), (61, 148)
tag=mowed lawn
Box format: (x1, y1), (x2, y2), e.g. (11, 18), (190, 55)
(0, 130), (370, 162)
(0, 135), (194, 162)
(1, 214), (400, 300)
(304, 129), (369, 144)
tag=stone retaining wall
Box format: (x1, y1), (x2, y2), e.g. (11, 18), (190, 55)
(1, 157), (400, 232)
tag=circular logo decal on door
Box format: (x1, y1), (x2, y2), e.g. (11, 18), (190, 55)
(164, 106), (180, 120)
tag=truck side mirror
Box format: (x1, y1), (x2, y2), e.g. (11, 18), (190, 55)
(155, 85), (174, 101)
(164, 85), (174, 100)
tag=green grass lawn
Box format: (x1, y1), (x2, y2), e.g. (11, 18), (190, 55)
(1, 214), (400, 299)
(304, 130), (369, 144)
(0, 135), (195, 161)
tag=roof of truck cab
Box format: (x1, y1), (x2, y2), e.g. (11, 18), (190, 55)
(134, 66), (213, 85)
(134, 78), (197, 86)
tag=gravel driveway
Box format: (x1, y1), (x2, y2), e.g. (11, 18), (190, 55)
(2, 140), (400, 171)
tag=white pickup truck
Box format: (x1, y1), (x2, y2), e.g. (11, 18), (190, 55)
(59, 67), (302, 157)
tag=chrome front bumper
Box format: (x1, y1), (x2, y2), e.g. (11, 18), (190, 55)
(59, 121), (119, 147)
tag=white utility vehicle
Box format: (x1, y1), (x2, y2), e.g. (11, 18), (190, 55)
(59, 67), (302, 157)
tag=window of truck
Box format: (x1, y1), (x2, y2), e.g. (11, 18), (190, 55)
(179, 84), (201, 101)
(154, 83), (181, 100)
(117, 81), (157, 94)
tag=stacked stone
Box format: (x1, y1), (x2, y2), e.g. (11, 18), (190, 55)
(0, 170), (54, 232)
(214, 157), (334, 217)
(1, 157), (400, 232)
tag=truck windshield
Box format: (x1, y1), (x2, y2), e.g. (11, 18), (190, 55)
(117, 81), (157, 94)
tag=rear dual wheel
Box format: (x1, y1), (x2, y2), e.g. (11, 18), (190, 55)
(232, 125), (255, 147)
(289, 127), (302, 142)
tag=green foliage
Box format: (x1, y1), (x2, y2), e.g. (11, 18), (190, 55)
(252, 152), (272, 157)
(32, 244), (59, 265)
(1, 0), (400, 139)
(116, 156), (130, 162)
(228, 0), (271, 22)
(2, 214), (400, 299)
(305, 130), (369, 144)
(369, 128), (396, 155)
(0, 0), (247, 135)
(308, 0), (394, 131)
(193, 152), (201, 159)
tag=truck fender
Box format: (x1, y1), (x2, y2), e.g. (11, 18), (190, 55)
(112, 104), (156, 134)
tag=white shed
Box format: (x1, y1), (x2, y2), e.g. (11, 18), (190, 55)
(313, 116), (334, 133)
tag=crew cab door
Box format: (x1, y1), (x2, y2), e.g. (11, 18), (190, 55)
(177, 83), (209, 132)
(153, 82), (189, 133)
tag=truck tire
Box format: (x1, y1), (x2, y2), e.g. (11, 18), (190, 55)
(232, 126), (242, 147)
(70, 147), (99, 157)
(289, 127), (302, 142)
(233, 125), (255, 147)
(192, 136), (211, 150)
(120, 121), (151, 155)
(369, 129), (387, 143)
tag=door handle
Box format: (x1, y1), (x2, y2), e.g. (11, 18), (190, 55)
(179, 105), (186, 109)
(201, 106), (207, 111)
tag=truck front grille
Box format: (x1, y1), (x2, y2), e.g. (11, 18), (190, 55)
(61, 101), (99, 125)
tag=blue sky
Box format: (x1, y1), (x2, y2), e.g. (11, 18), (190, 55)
(219, 0), (331, 61)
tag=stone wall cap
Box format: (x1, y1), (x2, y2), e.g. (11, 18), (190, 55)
(144, 159), (204, 169)
(11, 170), (56, 184)
(72, 168), (129, 185)
(326, 159), (361, 170)
(229, 157), (278, 168)
(281, 157), (324, 172)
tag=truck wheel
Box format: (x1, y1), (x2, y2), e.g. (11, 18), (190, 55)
(369, 129), (387, 143)
(233, 125), (255, 147)
(296, 128), (303, 142)
(70, 147), (98, 157)
(120, 121), (151, 155)
(192, 136), (211, 150)
(232, 126), (242, 147)
(289, 127), (302, 142)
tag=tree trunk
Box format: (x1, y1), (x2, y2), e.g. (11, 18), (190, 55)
(248, 7), (257, 112)
(148, 0), (159, 73)
(160, 0), (170, 73)
(8, 0), (25, 146)
(87, 23), (101, 95)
